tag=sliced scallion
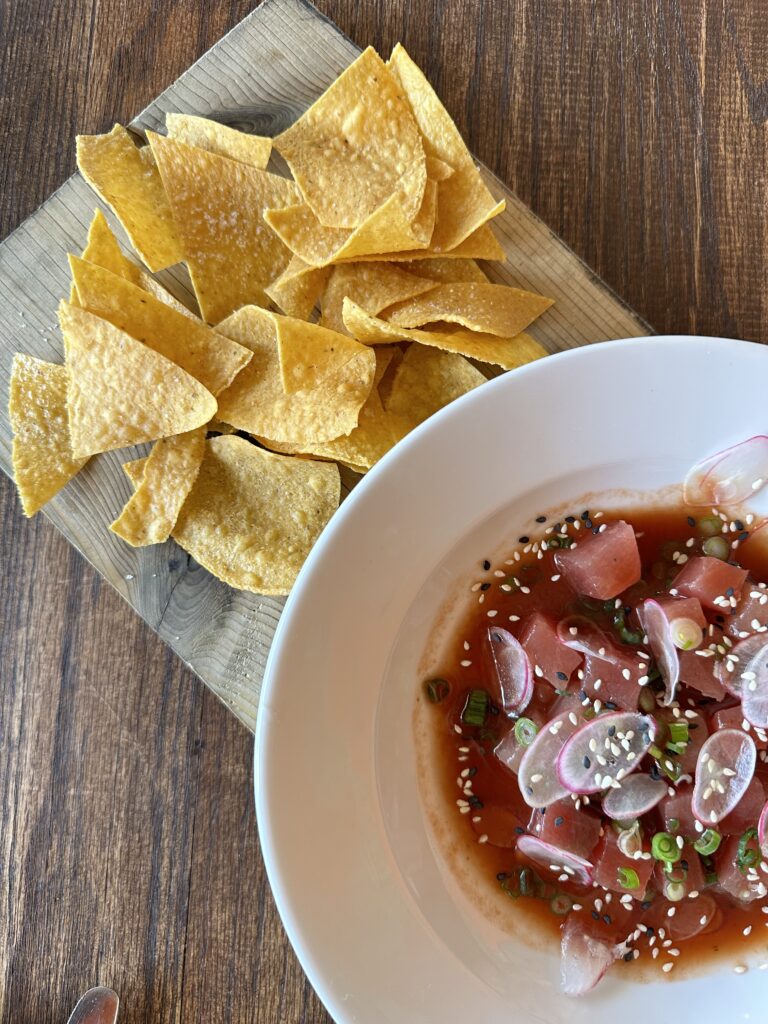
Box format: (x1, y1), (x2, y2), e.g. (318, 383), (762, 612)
(670, 618), (702, 651)
(698, 515), (722, 538)
(737, 827), (759, 874)
(617, 866), (640, 890)
(702, 535), (729, 559)
(425, 678), (450, 703)
(651, 831), (681, 864)
(550, 893), (573, 915)
(461, 689), (489, 727)
(514, 717), (538, 747)
(694, 829), (722, 856)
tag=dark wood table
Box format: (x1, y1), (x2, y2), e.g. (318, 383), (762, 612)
(1, 2), (765, 1020)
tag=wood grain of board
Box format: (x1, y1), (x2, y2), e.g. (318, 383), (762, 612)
(0, 0), (649, 734)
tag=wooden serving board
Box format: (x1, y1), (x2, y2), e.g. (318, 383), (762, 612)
(0, 0), (650, 734)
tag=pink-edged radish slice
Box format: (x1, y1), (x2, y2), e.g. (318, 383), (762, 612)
(556, 616), (622, 664)
(638, 598), (679, 705)
(556, 712), (656, 795)
(683, 436), (768, 507)
(667, 893), (718, 941)
(692, 729), (756, 824)
(727, 634), (768, 729)
(758, 801), (768, 858)
(518, 709), (582, 808)
(483, 626), (533, 717)
(516, 835), (593, 886)
(602, 773), (666, 820)
(560, 915), (627, 997)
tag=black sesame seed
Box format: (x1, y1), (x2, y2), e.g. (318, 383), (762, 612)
(482, 559), (491, 571)
(469, 796), (483, 808)
(536, 515), (546, 523)
(556, 671), (568, 681)
(591, 910), (600, 920)
(592, 526), (600, 535)
(739, 531), (749, 542)
(480, 582), (491, 591)
(715, 615), (725, 623)
(581, 510), (590, 520)
(579, 689), (588, 701)
(584, 517), (593, 528)
(518, 535), (530, 544)
(735, 520), (744, 531)
(467, 766), (478, 777)
(608, 725), (617, 736)
(623, 951), (634, 962)
(555, 816), (565, 826)
(603, 914), (612, 925)
(565, 515), (576, 524)
(526, 786), (534, 795)
(497, 872), (508, 881)
(726, 587), (734, 597)
(680, 859), (689, 871)
(514, 826), (525, 835)
(687, 516), (696, 527)
(605, 701), (617, 710)
(583, 756), (591, 768)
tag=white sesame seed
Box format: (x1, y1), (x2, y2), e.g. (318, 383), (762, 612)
(667, 907), (676, 918)
(508, 615), (520, 622)
(460, 659), (472, 667)
(662, 962), (674, 973)
(744, 925), (752, 936)
(734, 964), (748, 974)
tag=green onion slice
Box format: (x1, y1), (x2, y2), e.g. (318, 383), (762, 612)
(651, 831), (681, 864)
(461, 688), (489, 727)
(617, 866), (640, 890)
(514, 717), (539, 747)
(737, 827), (760, 874)
(425, 678), (450, 703)
(702, 535), (729, 559)
(550, 893), (573, 915)
(694, 829), (722, 856)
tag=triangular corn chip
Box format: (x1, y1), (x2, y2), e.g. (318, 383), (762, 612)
(69, 256), (251, 395)
(9, 354), (89, 516)
(401, 257), (487, 284)
(384, 344), (487, 431)
(60, 302), (216, 457)
(382, 282), (553, 337)
(264, 256), (330, 319)
(336, 221), (505, 263)
(148, 132), (298, 323)
(342, 298), (548, 370)
(110, 428), (206, 546)
(76, 125), (183, 271)
(275, 316), (371, 394)
(275, 47), (426, 229)
(165, 113), (271, 167)
(320, 262), (437, 334)
(172, 435), (340, 594)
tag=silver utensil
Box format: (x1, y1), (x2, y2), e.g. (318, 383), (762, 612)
(65, 987), (119, 1024)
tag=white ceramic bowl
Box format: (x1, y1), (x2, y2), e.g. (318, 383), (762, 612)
(255, 336), (768, 1024)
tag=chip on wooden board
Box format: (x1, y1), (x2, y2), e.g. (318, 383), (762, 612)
(320, 262), (437, 335)
(383, 343), (487, 432)
(60, 302), (216, 458)
(148, 132), (299, 323)
(401, 257), (487, 284)
(382, 282), (554, 337)
(275, 316), (374, 394)
(69, 256), (251, 395)
(9, 354), (89, 517)
(171, 435), (341, 594)
(337, 221), (505, 264)
(110, 428), (206, 546)
(342, 298), (549, 370)
(214, 306), (374, 443)
(264, 257), (330, 320)
(275, 46), (426, 229)
(165, 113), (271, 168)
(76, 125), (183, 272)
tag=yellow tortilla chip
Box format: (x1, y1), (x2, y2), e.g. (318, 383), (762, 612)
(123, 456), (146, 488)
(388, 45), (505, 252)
(76, 125), (183, 272)
(337, 221), (505, 263)
(342, 298), (549, 370)
(9, 354), (89, 516)
(382, 282), (553, 337)
(148, 132), (299, 323)
(275, 47), (426, 229)
(275, 316), (372, 394)
(265, 257), (330, 319)
(60, 302), (216, 458)
(69, 256), (251, 395)
(320, 262), (437, 334)
(402, 257), (487, 284)
(165, 113), (271, 168)
(172, 435), (340, 594)
(384, 343), (487, 431)
(426, 156), (454, 181)
(215, 306), (374, 443)
(374, 345), (405, 406)
(110, 428), (206, 546)
(373, 346), (396, 388)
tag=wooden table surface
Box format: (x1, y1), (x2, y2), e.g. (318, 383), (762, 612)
(1, 1), (765, 1020)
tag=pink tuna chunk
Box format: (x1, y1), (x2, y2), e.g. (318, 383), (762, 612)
(672, 556), (748, 613)
(554, 521), (641, 600)
(591, 828), (655, 898)
(528, 798), (602, 861)
(519, 612), (582, 687)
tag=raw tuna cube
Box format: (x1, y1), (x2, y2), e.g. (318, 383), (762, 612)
(659, 784), (700, 839)
(726, 581), (768, 639)
(470, 804), (527, 848)
(519, 611), (582, 687)
(581, 652), (641, 711)
(679, 644), (727, 700)
(718, 776), (766, 836)
(554, 520), (641, 600)
(653, 849), (705, 899)
(654, 595), (707, 630)
(591, 827), (655, 897)
(716, 834), (767, 902)
(710, 706), (768, 750)
(528, 798), (602, 861)
(672, 556), (748, 613)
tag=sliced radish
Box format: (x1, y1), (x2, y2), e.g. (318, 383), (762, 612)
(602, 773), (666, 819)
(484, 627), (533, 717)
(758, 800), (768, 858)
(667, 893), (718, 941)
(556, 712), (656, 795)
(692, 729), (756, 824)
(518, 709), (582, 808)
(638, 599), (679, 705)
(560, 916), (627, 997)
(683, 436), (768, 506)
(726, 634), (768, 729)
(556, 616), (621, 664)
(516, 835), (593, 886)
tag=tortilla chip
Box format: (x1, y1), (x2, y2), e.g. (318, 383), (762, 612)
(76, 125), (183, 272)
(275, 316), (372, 394)
(148, 132), (299, 323)
(165, 113), (271, 168)
(215, 306), (374, 443)
(9, 354), (89, 516)
(337, 221), (505, 263)
(373, 346), (396, 388)
(60, 302), (216, 458)
(426, 156), (454, 181)
(374, 345), (405, 406)
(110, 428), (206, 546)
(388, 45), (505, 251)
(69, 256), (251, 395)
(384, 343), (487, 431)
(342, 298), (549, 370)
(275, 47), (426, 229)
(172, 435), (340, 594)
(123, 456), (146, 488)
(382, 282), (553, 337)
(265, 257), (330, 319)
(320, 262), (437, 334)
(402, 257), (487, 284)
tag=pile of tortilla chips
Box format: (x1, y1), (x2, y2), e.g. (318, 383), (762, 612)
(9, 45), (554, 595)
